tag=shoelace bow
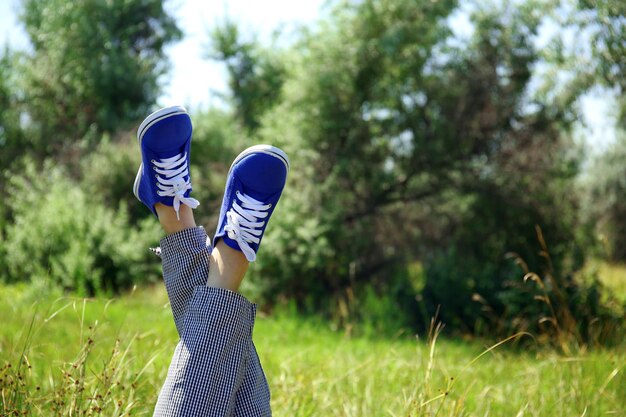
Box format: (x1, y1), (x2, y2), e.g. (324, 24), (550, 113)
(224, 191), (271, 262)
(152, 153), (199, 219)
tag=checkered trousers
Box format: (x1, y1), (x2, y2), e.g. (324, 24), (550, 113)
(153, 227), (271, 417)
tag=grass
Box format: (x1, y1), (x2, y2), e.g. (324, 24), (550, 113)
(0, 283), (624, 416)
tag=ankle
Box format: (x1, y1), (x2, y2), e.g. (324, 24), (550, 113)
(206, 240), (249, 292)
(156, 203), (196, 235)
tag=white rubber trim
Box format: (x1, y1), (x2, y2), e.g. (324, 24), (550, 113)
(132, 163), (143, 199)
(228, 144), (290, 176)
(137, 105), (188, 144)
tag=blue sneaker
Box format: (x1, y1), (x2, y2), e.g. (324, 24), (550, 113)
(213, 145), (289, 262)
(133, 106), (199, 219)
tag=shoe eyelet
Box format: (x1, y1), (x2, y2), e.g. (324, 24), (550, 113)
(151, 159), (155, 163)
(153, 166), (157, 171)
(268, 203), (272, 208)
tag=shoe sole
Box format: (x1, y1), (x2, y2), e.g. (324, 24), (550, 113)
(228, 144), (291, 177)
(133, 105), (189, 200)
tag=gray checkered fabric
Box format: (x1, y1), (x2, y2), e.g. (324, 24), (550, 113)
(153, 227), (271, 417)
(235, 339), (271, 417)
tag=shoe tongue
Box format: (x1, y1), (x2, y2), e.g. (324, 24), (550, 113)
(235, 153), (287, 195)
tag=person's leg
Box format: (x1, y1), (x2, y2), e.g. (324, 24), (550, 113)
(206, 240), (271, 417)
(136, 107), (288, 416)
(234, 340), (272, 417)
(207, 241), (248, 290)
(149, 201), (257, 417)
(134, 107), (256, 416)
(153, 283), (257, 417)
(191, 238), (272, 417)
(155, 203), (207, 337)
(133, 106), (205, 336)
(211, 145), (290, 417)
(153, 203), (258, 417)
(158, 144), (289, 417)
(154, 219), (266, 417)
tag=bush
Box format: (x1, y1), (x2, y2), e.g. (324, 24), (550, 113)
(422, 220), (623, 347)
(80, 134), (147, 223)
(231, 0), (593, 339)
(420, 192), (570, 331)
(1, 160), (162, 295)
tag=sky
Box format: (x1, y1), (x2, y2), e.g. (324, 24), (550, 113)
(0, 0), (617, 151)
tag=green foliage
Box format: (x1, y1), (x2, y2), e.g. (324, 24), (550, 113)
(17, 0), (181, 153)
(584, 134), (626, 261)
(429, 225), (623, 347)
(0, 0), (184, 296)
(578, 0), (626, 125)
(0, 0), (183, 293)
(219, 0), (606, 342)
(248, 0), (460, 311)
(0, 0), (621, 347)
(80, 135), (147, 223)
(1, 161), (161, 295)
(0, 49), (27, 187)
(208, 20), (287, 132)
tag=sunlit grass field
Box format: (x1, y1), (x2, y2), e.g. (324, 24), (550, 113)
(1, 283), (624, 416)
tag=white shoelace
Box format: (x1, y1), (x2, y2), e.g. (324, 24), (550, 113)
(224, 191), (271, 262)
(152, 153), (199, 220)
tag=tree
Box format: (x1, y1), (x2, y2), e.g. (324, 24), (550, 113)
(585, 134), (626, 262)
(0, 0), (182, 293)
(217, 0), (590, 336)
(578, 0), (626, 125)
(0, 48), (26, 185)
(574, 0), (626, 263)
(208, 20), (286, 133)
(17, 0), (181, 154)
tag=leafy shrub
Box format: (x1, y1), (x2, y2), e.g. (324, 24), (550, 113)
(80, 134), (147, 223)
(422, 221), (623, 347)
(414, 127), (593, 342)
(1, 160), (162, 295)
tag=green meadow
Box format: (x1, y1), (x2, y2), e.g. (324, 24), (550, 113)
(1, 283), (624, 417)
(2, 0), (626, 416)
